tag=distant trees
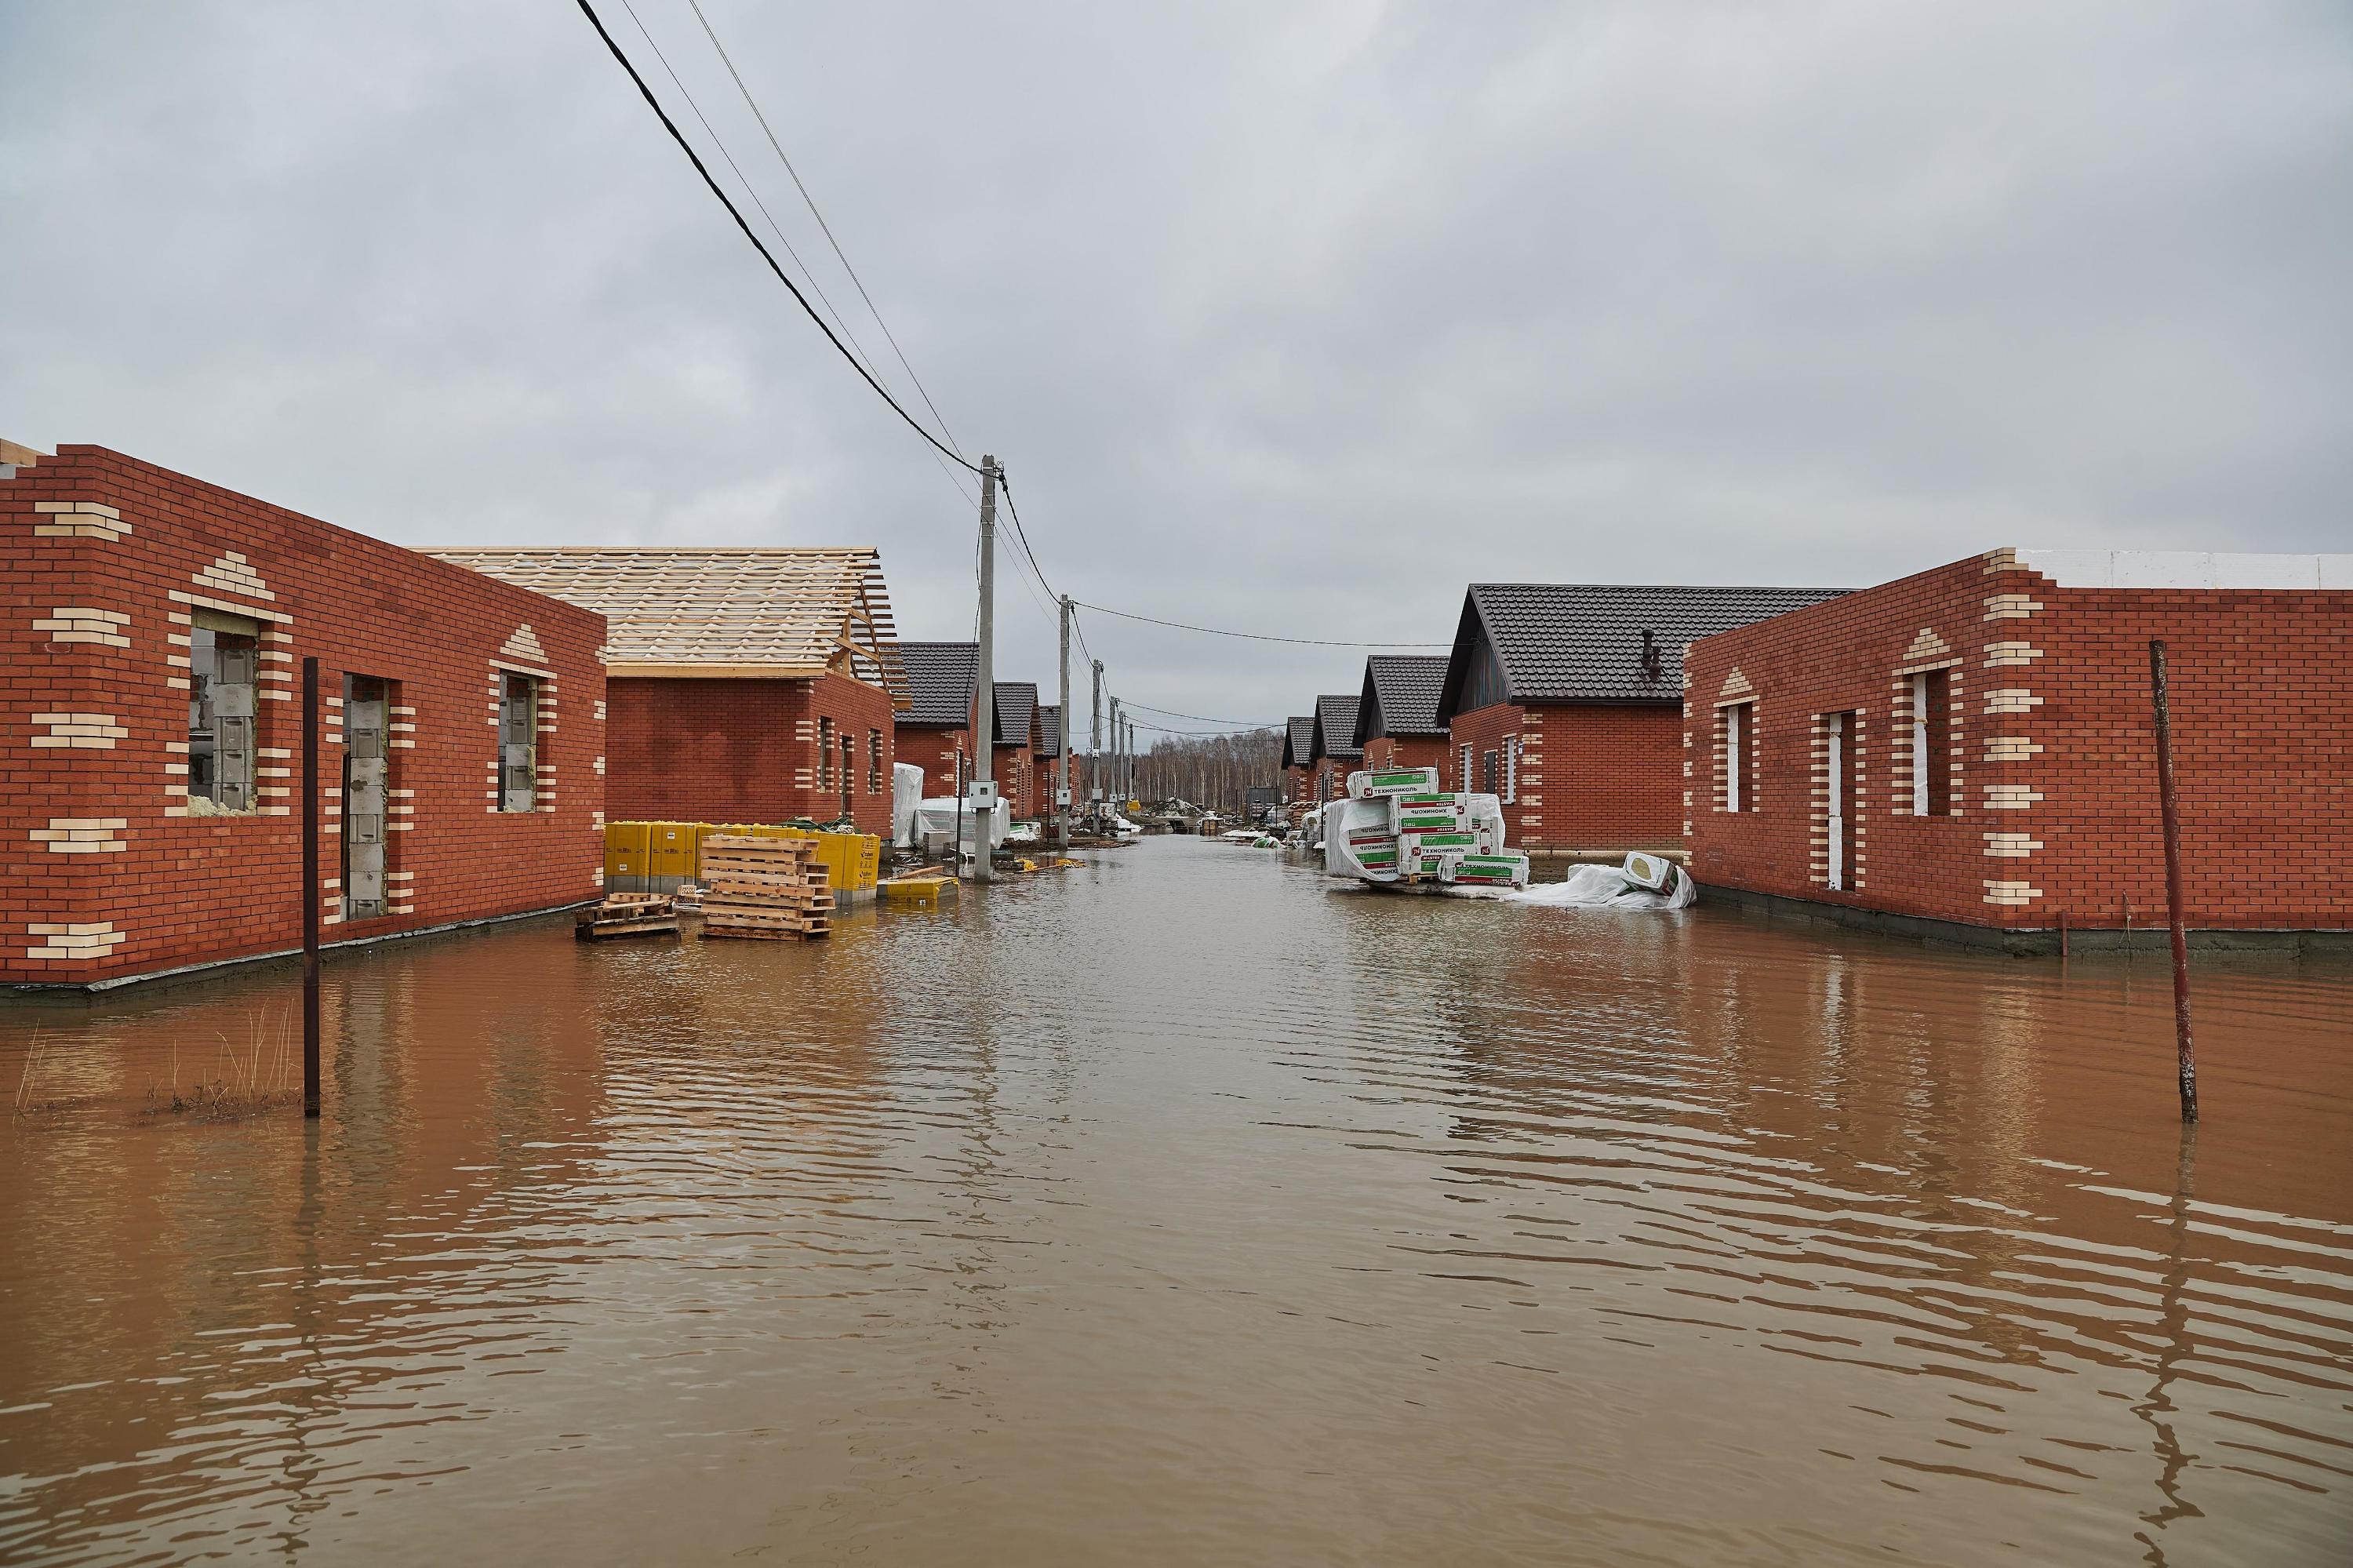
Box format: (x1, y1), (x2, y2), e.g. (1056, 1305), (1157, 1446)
(1133, 728), (1282, 814)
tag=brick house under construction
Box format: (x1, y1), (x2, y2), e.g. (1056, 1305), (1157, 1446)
(2, 442), (606, 989)
(1682, 548), (2353, 950)
(1435, 583), (1842, 856)
(1281, 716), (1315, 805)
(1354, 655), (1450, 778)
(889, 641), (1042, 816)
(432, 549), (907, 839)
(1308, 695), (1362, 804)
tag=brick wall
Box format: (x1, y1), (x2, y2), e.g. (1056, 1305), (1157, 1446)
(1361, 734), (1449, 777)
(1683, 550), (2353, 931)
(1, 445), (606, 986)
(995, 741), (1035, 818)
(1448, 701), (1682, 851)
(896, 723), (969, 801)
(608, 671), (893, 836)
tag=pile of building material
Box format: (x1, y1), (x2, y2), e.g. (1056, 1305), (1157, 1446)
(575, 892), (681, 940)
(1508, 852), (1697, 910)
(698, 835), (834, 940)
(1323, 766), (1530, 890)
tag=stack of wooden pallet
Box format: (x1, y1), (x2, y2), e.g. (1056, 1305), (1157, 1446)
(698, 835), (833, 940)
(576, 892), (680, 940)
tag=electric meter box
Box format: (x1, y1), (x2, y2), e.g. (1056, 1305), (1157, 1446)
(963, 780), (1000, 809)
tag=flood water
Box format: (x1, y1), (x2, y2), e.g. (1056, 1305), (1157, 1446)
(2, 838), (2349, 1566)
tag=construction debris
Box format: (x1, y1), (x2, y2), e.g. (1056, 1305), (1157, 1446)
(698, 835), (834, 940)
(575, 893), (681, 940)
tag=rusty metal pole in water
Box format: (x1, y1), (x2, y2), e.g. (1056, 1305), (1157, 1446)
(302, 655), (322, 1119)
(2148, 638), (2198, 1124)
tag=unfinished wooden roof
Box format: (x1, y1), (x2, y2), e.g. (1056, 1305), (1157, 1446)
(431, 548), (906, 702)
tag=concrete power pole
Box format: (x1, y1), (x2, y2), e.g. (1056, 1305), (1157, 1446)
(1056, 595), (1073, 849)
(1089, 659), (1104, 828)
(970, 455), (998, 882)
(1107, 696), (1121, 826)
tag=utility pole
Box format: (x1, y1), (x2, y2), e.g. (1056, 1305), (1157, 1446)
(1107, 696), (1122, 824)
(1056, 595), (1072, 849)
(1089, 660), (1104, 830)
(970, 455), (997, 882)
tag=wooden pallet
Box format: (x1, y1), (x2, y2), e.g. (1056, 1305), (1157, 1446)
(576, 893), (681, 940)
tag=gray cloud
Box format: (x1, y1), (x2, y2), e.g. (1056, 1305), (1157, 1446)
(5, 1), (2347, 729)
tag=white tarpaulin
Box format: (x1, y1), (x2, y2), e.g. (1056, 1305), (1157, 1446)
(1507, 858), (1699, 910)
(892, 762), (926, 848)
(913, 796), (1009, 855)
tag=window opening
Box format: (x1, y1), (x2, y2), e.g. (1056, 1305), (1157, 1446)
(187, 609), (261, 813)
(1459, 742), (1473, 794)
(1825, 711), (1857, 891)
(818, 717), (835, 790)
(1482, 748), (1500, 795)
(344, 675), (390, 915)
(868, 729), (882, 792)
(840, 733), (854, 817)
(1911, 670), (1951, 816)
(498, 672), (539, 812)
(1722, 700), (1755, 813)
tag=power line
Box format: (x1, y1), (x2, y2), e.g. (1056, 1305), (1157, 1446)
(1070, 600), (1448, 648)
(684, 0), (964, 462)
(572, 0), (981, 475)
(1122, 700), (1282, 727)
(616, 0), (879, 388)
(1128, 716), (1282, 737)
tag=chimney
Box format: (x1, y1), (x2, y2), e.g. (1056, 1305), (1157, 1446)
(1639, 628), (1662, 682)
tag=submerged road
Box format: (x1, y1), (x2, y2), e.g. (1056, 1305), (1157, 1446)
(2, 837), (2349, 1564)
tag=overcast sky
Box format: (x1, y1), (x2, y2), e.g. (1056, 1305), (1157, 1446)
(4, 2), (2348, 734)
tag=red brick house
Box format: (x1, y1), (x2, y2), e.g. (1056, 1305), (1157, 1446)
(1435, 583), (1842, 855)
(1683, 548), (2353, 950)
(1033, 702), (1064, 817)
(1354, 655), (1450, 777)
(2, 442), (606, 989)
(895, 641), (978, 799)
(1308, 695), (1362, 804)
(435, 549), (906, 838)
(1281, 715), (1314, 804)
(994, 681), (1038, 819)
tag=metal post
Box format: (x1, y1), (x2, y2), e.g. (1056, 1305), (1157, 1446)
(2149, 638), (2198, 1123)
(301, 656), (321, 1119)
(970, 456), (997, 882)
(1056, 595), (1072, 849)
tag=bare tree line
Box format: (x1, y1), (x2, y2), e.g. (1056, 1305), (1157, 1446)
(1129, 728), (1283, 815)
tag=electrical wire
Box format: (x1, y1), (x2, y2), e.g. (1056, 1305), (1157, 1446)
(572, 0), (982, 475)
(1121, 700), (1282, 727)
(1070, 600), (1446, 648)
(684, 0), (964, 462)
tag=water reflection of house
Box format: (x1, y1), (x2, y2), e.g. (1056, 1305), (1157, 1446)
(434, 549), (907, 837)
(0, 442), (606, 989)
(1684, 548), (2353, 950)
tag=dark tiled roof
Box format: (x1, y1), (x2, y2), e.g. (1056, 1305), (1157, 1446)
(1355, 654), (1449, 744)
(1033, 704), (1062, 759)
(896, 640), (977, 727)
(1311, 695), (1362, 764)
(1282, 716), (1314, 769)
(991, 682), (1037, 748)
(1438, 583), (1846, 716)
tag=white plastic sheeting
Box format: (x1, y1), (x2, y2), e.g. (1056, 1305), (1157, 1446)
(1507, 859), (1699, 910)
(912, 796), (1009, 856)
(892, 762), (926, 848)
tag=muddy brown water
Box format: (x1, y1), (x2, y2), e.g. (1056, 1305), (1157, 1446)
(2, 838), (2348, 1565)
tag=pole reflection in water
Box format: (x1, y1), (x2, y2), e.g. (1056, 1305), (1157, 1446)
(1, 839), (2348, 1566)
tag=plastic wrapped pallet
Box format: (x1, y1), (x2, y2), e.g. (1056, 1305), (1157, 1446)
(1322, 795), (1401, 880)
(1347, 766), (1440, 799)
(1446, 851), (1530, 889)
(892, 762), (926, 848)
